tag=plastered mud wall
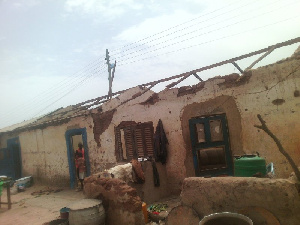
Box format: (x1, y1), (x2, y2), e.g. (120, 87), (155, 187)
(181, 177), (300, 225)
(1, 49), (299, 192)
(0, 115), (96, 186)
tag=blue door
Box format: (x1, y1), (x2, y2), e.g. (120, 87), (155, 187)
(0, 148), (11, 177)
(65, 128), (90, 189)
(0, 137), (22, 180)
(189, 114), (233, 177)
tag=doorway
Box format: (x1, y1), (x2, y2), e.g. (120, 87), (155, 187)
(189, 114), (233, 177)
(0, 137), (22, 180)
(65, 128), (90, 189)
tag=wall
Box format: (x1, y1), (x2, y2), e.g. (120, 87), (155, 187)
(181, 177), (300, 225)
(0, 115), (96, 186)
(237, 61), (300, 178)
(130, 161), (169, 203)
(0, 49), (299, 193)
(93, 51), (300, 193)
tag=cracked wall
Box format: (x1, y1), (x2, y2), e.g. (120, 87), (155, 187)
(0, 49), (299, 191)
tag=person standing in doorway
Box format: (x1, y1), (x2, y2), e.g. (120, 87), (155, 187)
(75, 142), (85, 190)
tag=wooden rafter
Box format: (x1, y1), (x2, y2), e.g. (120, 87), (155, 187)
(245, 46), (276, 71)
(4, 37), (300, 133)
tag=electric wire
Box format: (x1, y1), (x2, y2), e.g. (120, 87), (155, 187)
(116, 0), (298, 63)
(1, 64), (106, 125)
(0, 59), (105, 120)
(109, 0), (248, 53)
(29, 67), (106, 118)
(1, 67), (105, 127)
(111, 0), (262, 58)
(117, 15), (300, 67)
(1, 0), (298, 127)
(32, 68), (107, 118)
(114, 0), (287, 61)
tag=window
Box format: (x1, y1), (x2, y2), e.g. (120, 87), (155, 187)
(115, 121), (154, 161)
(189, 114), (233, 176)
(197, 147), (227, 171)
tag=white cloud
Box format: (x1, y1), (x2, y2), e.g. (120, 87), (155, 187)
(73, 48), (83, 53)
(114, 10), (196, 44)
(9, 0), (40, 9)
(64, 0), (143, 20)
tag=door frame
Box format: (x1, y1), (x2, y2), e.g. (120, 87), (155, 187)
(189, 114), (233, 177)
(65, 128), (90, 189)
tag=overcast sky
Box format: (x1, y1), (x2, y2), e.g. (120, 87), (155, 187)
(0, 0), (300, 129)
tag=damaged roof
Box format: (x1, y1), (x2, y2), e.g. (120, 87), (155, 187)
(1, 37), (300, 134)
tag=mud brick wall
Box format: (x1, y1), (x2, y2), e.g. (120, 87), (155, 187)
(84, 176), (145, 225)
(181, 177), (300, 225)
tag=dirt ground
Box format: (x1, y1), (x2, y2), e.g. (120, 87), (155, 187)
(0, 185), (84, 225)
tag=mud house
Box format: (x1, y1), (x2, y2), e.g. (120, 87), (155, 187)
(0, 39), (300, 200)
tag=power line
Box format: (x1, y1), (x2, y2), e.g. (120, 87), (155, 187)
(0, 59), (105, 120)
(117, 15), (300, 67)
(114, 0), (285, 61)
(111, 0), (262, 58)
(27, 0), (297, 120)
(29, 67), (106, 117)
(32, 68), (107, 118)
(1, 65), (106, 124)
(1, 0), (297, 128)
(116, 1), (299, 64)
(7, 0), (256, 120)
(110, 0), (247, 53)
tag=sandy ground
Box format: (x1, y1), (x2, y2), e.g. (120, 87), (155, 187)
(0, 185), (84, 225)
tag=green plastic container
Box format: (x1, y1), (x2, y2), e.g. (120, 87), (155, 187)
(0, 181), (3, 196)
(234, 155), (266, 177)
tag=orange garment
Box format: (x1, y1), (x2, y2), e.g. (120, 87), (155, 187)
(77, 158), (86, 173)
(75, 148), (84, 168)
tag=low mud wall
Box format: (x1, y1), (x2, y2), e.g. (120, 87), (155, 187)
(181, 177), (300, 225)
(84, 176), (145, 225)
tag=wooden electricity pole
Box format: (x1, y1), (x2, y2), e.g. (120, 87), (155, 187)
(105, 49), (116, 99)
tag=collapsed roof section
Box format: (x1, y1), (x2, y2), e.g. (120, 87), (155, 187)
(1, 37), (300, 134)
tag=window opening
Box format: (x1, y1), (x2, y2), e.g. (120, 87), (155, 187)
(115, 121), (154, 161)
(198, 147), (227, 171)
(195, 123), (206, 143)
(209, 119), (223, 142)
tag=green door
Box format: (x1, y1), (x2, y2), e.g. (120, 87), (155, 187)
(189, 114), (233, 177)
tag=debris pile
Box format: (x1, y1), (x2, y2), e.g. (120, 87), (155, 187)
(84, 176), (145, 225)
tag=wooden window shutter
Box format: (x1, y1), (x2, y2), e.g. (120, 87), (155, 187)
(144, 124), (154, 157)
(136, 122), (154, 158)
(115, 121), (154, 161)
(135, 127), (146, 158)
(124, 127), (136, 159)
(114, 127), (123, 161)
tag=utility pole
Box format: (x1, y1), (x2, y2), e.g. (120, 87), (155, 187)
(105, 49), (116, 99)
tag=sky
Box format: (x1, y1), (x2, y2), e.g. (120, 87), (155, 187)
(0, 0), (300, 129)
